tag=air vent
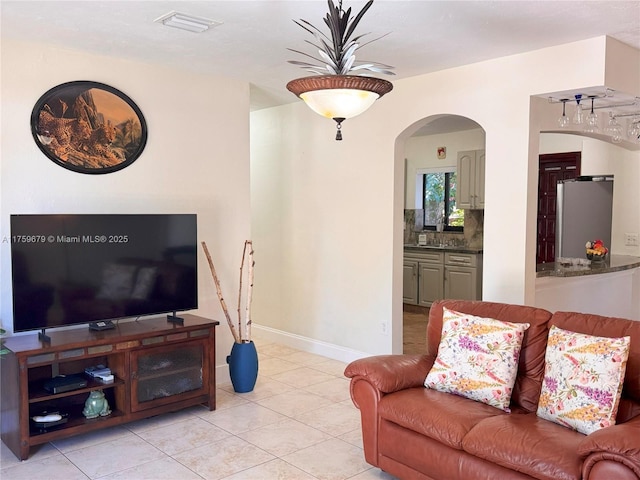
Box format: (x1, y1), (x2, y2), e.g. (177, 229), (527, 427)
(154, 11), (222, 33)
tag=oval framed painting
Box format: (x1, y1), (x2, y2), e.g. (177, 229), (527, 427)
(30, 81), (148, 174)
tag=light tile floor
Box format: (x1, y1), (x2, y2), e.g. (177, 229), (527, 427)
(0, 334), (398, 480)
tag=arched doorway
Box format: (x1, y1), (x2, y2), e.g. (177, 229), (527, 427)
(396, 114), (486, 354)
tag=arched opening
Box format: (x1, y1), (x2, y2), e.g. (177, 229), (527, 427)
(530, 91), (640, 320)
(395, 114), (486, 354)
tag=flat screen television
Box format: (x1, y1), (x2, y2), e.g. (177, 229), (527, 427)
(10, 214), (197, 335)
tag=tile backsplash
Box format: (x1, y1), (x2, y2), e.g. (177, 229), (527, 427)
(404, 209), (484, 249)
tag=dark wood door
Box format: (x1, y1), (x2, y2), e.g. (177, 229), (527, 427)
(537, 152), (581, 264)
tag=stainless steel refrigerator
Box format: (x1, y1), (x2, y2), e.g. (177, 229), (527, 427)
(556, 176), (614, 259)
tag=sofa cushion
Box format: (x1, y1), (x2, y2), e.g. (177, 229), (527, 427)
(379, 418), (535, 480)
(536, 325), (630, 435)
(429, 300), (553, 413)
(551, 311), (640, 423)
(424, 307), (530, 411)
(378, 388), (503, 450)
(463, 413), (584, 480)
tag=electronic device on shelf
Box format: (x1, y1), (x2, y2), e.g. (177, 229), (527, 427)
(85, 365), (114, 383)
(43, 374), (88, 394)
(30, 411), (69, 430)
(89, 320), (116, 331)
(95, 374), (115, 384)
(9, 214), (198, 341)
(85, 365), (111, 377)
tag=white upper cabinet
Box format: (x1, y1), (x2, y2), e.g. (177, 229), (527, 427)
(457, 149), (485, 209)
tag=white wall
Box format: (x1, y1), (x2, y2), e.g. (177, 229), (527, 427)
(536, 270), (639, 320)
(1, 40), (251, 374)
(251, 36), (639, 358)
(404, 128), (485, 208)
(605, 38), (640, 96)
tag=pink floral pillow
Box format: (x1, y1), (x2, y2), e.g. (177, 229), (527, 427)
(536, 325), (630, 435)
(424, 308), (530, 412)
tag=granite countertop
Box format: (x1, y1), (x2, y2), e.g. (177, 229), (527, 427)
(536, 254), (640, 278)
(404, 244), (484, 254)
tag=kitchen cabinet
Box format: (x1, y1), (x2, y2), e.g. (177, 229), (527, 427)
(404, 250), (444, 307)
(403, 259), (419, 304)
(418, 257), (444, 307)
(444, 252), (482, 301)
(404, 249), (482, 306)
(457, 150), (485, 209)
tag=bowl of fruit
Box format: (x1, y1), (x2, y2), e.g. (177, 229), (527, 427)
(586, 240), (608, 262)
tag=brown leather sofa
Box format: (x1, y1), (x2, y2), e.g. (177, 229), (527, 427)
(345, 299), (640, 480)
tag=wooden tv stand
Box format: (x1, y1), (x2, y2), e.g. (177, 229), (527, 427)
(1, 315), (219, 460)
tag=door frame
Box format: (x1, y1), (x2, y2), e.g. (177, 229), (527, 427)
(537, 152), (581, 264)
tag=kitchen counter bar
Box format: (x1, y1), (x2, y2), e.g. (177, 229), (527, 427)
(404, 245), (483, 254)
(536, 255), (640, 278)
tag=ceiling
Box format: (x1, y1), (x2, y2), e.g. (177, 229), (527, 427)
(2, 1), (639, 121)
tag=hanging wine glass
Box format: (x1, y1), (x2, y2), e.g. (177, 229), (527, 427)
(611, 124), (623, 144)
(572, 94), (584, 125)
(603, 113), (623, 144)
(627, 116), (640, 141)
(557, 99), (570, 128)
(584, 96), (599, 133)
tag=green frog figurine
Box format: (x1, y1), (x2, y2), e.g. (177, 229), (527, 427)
(82, 390), (111, 419)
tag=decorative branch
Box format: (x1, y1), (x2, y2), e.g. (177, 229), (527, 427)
(237, 241), (246, 341)
(201, 241), (240, 343)
(244, 241), (254, 343)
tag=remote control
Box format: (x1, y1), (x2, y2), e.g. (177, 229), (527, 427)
(32, 414), (62, 423)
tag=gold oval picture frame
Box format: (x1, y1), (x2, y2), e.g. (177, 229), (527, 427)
(31, 81), (148, 174)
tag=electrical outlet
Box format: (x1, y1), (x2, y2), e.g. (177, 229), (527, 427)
(624, 233), (639, 246)
(380, 322), (388, 335)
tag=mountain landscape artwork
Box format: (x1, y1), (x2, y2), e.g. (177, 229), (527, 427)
(31, 81), (147, 174)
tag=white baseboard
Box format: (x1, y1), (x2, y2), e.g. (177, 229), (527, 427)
(215, 363), (230, 386)
(253, 323), (371, 364)
(214, 324), (371, 385)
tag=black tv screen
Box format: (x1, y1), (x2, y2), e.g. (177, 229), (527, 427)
(10, 214), (198, 333)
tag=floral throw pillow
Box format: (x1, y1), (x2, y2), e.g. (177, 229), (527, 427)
(536, 325), (630, 435)
(424, 308), (530, 412)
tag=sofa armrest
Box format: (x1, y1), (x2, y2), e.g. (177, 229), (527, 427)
(578, 416), (640, 480)
(344, 354), (433, 467)
(344, 354), (434, 394)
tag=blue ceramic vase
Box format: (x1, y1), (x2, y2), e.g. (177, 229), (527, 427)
(226, 341), (258, 393)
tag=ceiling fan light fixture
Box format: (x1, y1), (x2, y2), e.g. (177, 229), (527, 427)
(301, 89), (378, 119)
(154, 11), (222, 34)
(286, 0), (395, 140)
(287, 75), (392, 119)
